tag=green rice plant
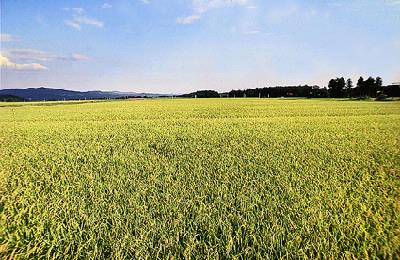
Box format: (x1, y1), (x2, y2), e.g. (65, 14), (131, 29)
(0, 99), (399, 259)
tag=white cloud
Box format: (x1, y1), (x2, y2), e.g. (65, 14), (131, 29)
(177, 0), (249, 24)
(73, 16), (104, 27)
(64, 7), (104, 30)
(0, 54), (48, 71)
(64, 20), (82, 30)
(1, 34), (14, 42)
(176, 15), (202, 24)
(4, 49), (90, 62)
(102, 3), (112, 9)
(70, 53), (90, 61)
(140, 0), (150, 4)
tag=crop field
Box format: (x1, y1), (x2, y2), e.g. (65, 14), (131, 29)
(1, 98), (399, 259)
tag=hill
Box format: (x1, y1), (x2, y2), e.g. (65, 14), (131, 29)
(0, 87), (171, 101)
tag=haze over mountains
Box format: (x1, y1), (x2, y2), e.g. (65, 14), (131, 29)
(0, 87), (172, 101)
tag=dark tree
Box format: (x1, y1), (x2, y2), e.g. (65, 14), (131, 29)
(328, 77), (345, 98)
(311, 86), (329, 98)
(328, 79), (335, 95)
(346, 78), (353, 97)
(365, 77), (376, 97)
(375, 77), (383, 88)
(356, 77), (365, 97)
(375, 77), (383, 96)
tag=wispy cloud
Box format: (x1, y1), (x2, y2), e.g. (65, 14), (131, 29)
(64, 7), (104, 30)
(176, 14), (202, 24)
(4, 49), (90, 62)
(1, 34), (14, 42)
(70, 53), (90, 61)
(386, 0), (400, 5)
(140, 0), (150, 4)
(102, 3), (112, 9)
(0, 54), (48, 71)
(177, 0), (249, 24)
(65, 20), (82, 30)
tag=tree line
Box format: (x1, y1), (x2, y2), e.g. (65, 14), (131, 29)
(328, 76), (385, 98)
(228, 85), (327, 98)
(180, 77), (399, 98)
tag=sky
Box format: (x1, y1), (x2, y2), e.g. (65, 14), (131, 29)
(1, 0), (399, 94)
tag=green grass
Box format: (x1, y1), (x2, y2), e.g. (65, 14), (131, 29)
(1, 98), (399, 259)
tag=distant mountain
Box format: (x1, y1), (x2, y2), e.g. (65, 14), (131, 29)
(0, 87), (172, 101)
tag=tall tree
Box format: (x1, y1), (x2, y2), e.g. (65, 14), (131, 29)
(365, 77), (376, 97)
(328, 79), (336, 97)
(338, 77), (346, 97)
(346, 78), (353, 97)
(357, 77), (365, 97)
(328, 77), (345, 98)
(375, 77), (383, 96)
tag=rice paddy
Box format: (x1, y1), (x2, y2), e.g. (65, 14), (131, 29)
(1, 98), (399, 259)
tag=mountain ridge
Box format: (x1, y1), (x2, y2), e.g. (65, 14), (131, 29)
(0, 87), (173, 101)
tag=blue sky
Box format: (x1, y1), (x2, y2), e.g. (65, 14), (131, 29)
(1, 0), (399, 93)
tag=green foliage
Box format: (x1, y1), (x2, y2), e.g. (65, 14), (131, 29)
(328, 77), (346, 98)
(1, 99), (399, 259)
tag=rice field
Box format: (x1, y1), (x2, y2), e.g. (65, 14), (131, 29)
(1, 98), (399, 259)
